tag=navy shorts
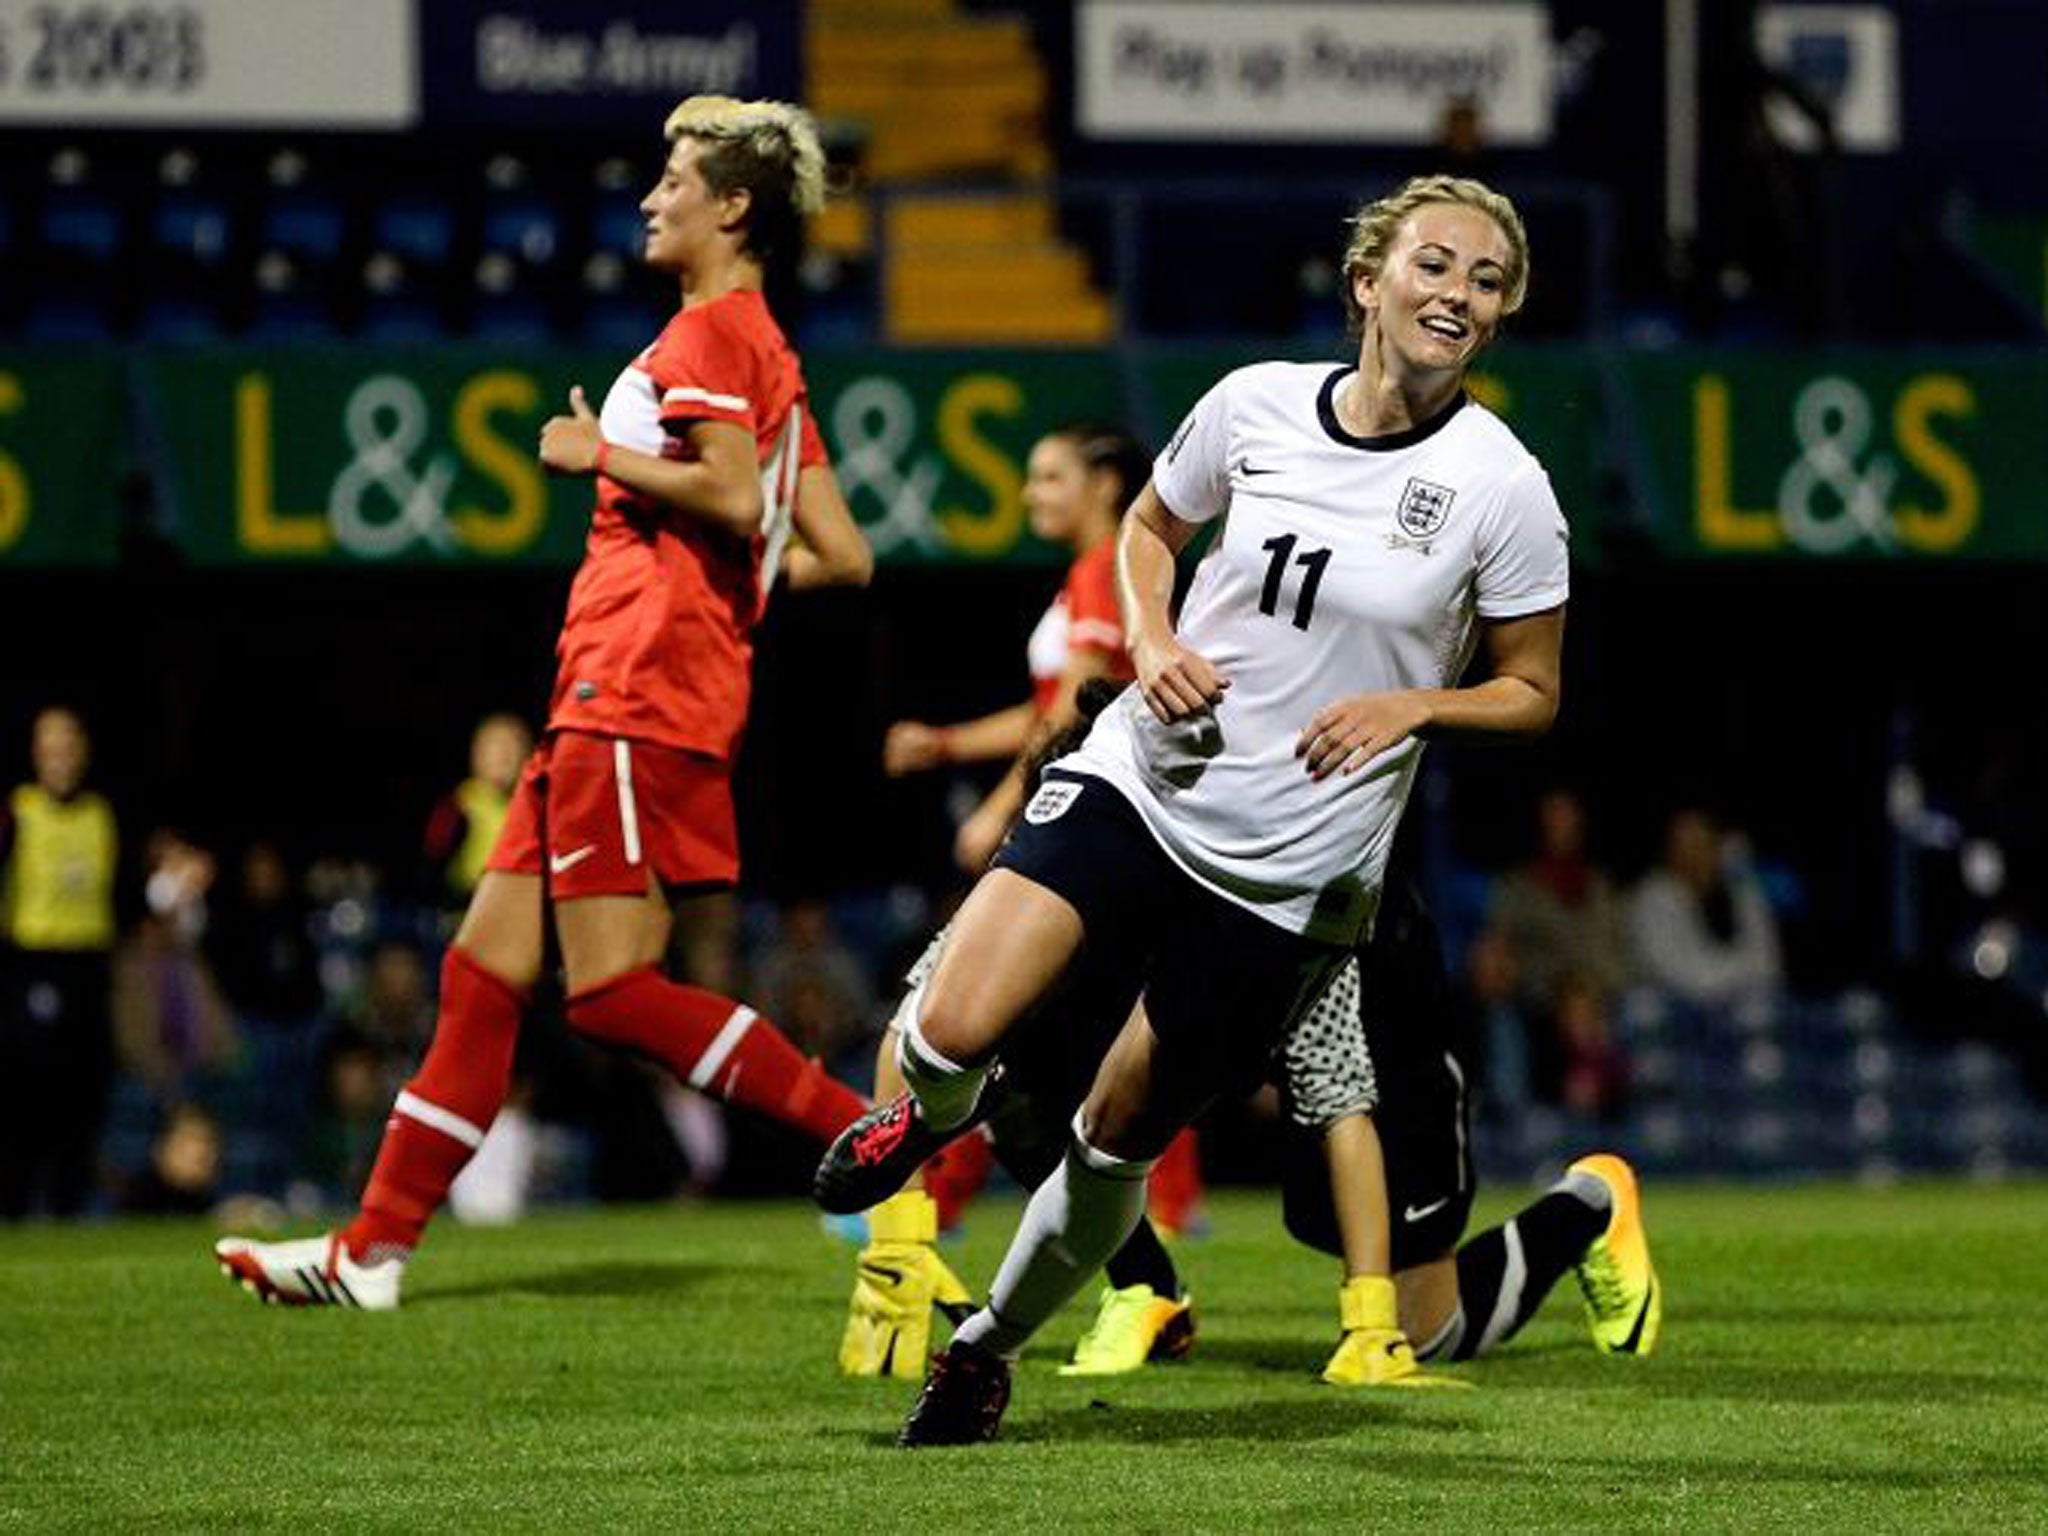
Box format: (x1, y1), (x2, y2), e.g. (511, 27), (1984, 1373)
(994, 770), (1348, 1098)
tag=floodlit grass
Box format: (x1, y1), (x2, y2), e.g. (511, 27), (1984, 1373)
(4, 1183), (2046, 1531)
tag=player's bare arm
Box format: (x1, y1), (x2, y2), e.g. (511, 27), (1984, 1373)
(1297, 606), (1564, 780)
(539, 388), (764, 537)
(782, 463), (874, 590)
(1119, 483), (1229, 723)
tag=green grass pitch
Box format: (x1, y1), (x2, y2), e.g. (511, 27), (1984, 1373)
(5, 1182), (2046, 1531)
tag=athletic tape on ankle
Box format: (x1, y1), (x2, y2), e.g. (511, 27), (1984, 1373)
(895, 982), (961, 1073)
(896, 983), (988, 1131)
(1068, 1112), (1156, 1181)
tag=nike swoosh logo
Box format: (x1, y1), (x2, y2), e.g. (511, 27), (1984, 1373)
(1404, 1197), (1450, 1223)
(1239, 461), (1278, 476)
(549, 845), (597, 875)
(863, 1264), (906, 1287)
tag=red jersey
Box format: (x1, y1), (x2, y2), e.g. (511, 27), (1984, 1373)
(1024, 535), (1133, 714)
(548, 288), (825, 762)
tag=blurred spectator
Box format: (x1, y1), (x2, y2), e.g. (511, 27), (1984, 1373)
(352, 938), (436, 1067)
(1456, 926), (1535, 1123)
(421, 712), (532, 916)
(206, 840), (328, 1197)
(112, 830), (240, 1109)
(1436, 93), (1491, 174)
(1488, 787), (1630, 1016)
(209, 840), (326, 1030)
(753, 898), (877, 1073)
(1554, 971), (1629, 1121)
(1630, 806), (1784, 1009)
(305, 1027), (395, 1205)
(1, 707), (119, 1217)
(120, 1100), (224, 1216)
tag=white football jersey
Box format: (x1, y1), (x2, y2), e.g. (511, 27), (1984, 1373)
(1058, 362), (1569, 943)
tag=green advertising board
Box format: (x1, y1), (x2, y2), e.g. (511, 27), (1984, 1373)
(139, 347), (606, 567)
(139, 345), (1128, 568)
(0, 350), (126, 567)
(806, 349), (1124, 566)
(12, 343), (2048, 568)
(1624, 349), (2048, 561)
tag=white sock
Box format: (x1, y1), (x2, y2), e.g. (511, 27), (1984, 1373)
(896, 982), (989, 1133)
(955, 1120), (1154, 1359)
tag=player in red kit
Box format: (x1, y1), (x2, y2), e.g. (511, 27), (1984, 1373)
(216, 97), (875, 1309)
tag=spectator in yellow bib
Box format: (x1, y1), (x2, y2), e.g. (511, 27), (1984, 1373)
(1, 707), (119, 1217)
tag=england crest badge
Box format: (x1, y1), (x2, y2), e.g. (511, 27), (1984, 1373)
(1396, 477), (1456, 538)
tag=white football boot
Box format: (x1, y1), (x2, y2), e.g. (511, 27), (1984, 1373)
(214, 1233), (404, 1311)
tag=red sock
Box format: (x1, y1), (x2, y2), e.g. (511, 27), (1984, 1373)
(923, 1128), (995, 1232)
(343, 947), (524, 1260)
(567, 967), (866, 1146)
(1146, 1127), (1207, 1237)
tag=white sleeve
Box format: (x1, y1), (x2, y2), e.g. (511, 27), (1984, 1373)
(1474, 460), (1571, 619)
(1151, 374), (1235, 525)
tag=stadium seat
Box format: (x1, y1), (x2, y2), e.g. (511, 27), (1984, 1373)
(39, 192), (122, 267)
(371, 197), (458, 275)
(260, 195), (346, 267)
(467, 251), (552, 343)
(481, 197), (561, 269)
(357, 253), (446, 344)
(575, 251), (658, 347)
(136, 293), (221, 342)
(21, 291), (115, 343)
(246, 252), (336, 341)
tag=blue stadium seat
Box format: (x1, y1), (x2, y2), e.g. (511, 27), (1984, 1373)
(482, 197), (561, 268)
(137, 293), (221, 342)
(468, 252), (552, 342)
(591, 199), (646, 261)
(22, 290), (114, 342)
(357, 252), (445, 343)
(371, 197), (457, 273)
(150, 192), (232, 267)
(260, 195), (346, 265)
(247, 254), (335, 340)
(39, 193), (122, 265)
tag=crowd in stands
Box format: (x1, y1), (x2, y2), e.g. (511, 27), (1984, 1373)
(3, 701), (2042, 1224)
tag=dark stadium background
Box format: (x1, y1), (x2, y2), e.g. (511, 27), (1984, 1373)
(5, 0), (2047, 1202)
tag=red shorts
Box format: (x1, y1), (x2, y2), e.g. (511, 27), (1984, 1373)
(486, 730), (739, 899)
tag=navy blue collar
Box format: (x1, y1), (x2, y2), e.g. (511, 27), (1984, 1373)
(1317, 368), (1467, 451)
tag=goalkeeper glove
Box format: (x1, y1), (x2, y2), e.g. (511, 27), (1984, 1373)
(838, 1190), (971, 1379)
(1321, 1275), (1466, 1388)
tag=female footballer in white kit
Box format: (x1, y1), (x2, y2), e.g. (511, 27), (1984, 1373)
(815, 173), (1571, 1445)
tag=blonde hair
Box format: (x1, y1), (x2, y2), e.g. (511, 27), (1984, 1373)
(662, 96), (826, 263)
(1340, 174), (1529, 334)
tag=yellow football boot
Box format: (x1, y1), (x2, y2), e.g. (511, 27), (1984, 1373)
(1569, 1153), (1662, 1356)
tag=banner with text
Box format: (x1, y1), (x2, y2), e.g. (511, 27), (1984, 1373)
(419, 0), (798, 131)
(0, 351), (125, 567)
(140, 346), (1127, 567)
(0, 0), (416, 127)
(1626, 350), (2043, 561)
(1076, 0), (1553, 144)
(17, 345), (2048, 568)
